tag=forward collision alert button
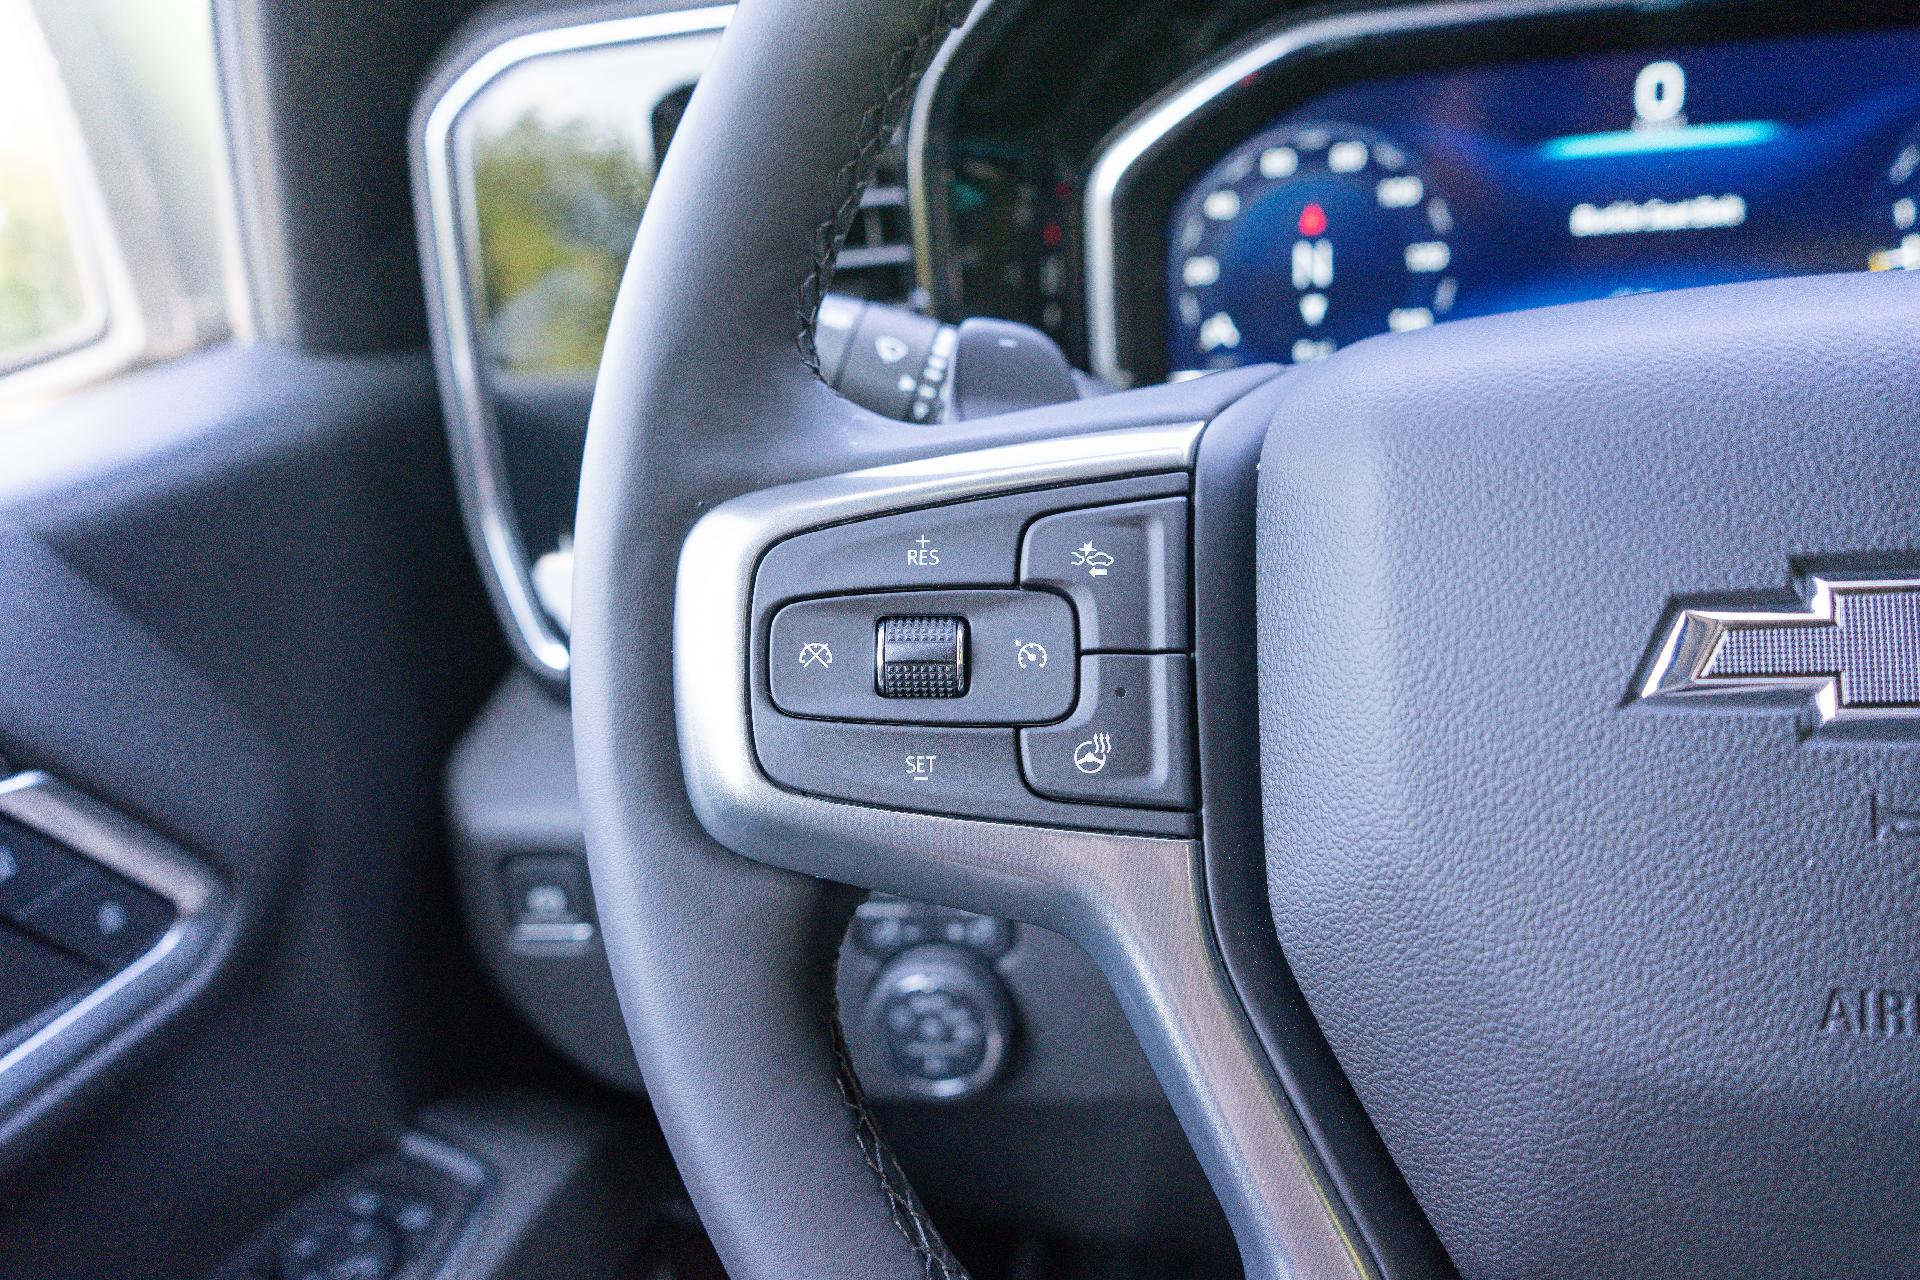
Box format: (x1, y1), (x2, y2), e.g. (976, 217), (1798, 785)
(1021, 497), (1189, 650)
(1020, 655), (1195, 809)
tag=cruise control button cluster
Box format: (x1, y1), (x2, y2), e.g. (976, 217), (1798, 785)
(770, 589), (1075, 724)
(749, 475), (1199, 833)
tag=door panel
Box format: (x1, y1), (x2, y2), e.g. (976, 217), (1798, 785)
(0, 342), (505, 1279)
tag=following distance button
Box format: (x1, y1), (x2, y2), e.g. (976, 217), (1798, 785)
(1020, 497), (1189, 650)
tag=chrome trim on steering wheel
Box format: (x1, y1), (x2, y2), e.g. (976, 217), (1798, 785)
(675, 423), (1372, 1280)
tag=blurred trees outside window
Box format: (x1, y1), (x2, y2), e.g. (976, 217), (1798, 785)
(472, 114), (651, 376)
(0, 3), (100, 373)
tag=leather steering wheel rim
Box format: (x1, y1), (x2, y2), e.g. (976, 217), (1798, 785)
(572, 2), (984, 1275)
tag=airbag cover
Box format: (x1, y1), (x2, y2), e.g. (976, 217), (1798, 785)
(1258, 271), (1920, 1279)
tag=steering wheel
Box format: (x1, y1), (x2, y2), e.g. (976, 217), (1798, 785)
(571, 1), (1920, 1277)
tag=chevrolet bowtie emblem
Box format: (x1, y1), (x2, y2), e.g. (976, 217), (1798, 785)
(1640, 575), (1920, 725)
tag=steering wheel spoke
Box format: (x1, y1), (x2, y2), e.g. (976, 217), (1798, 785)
(674, 377), (1367, 1280)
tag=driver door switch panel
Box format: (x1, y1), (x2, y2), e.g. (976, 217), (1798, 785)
(212, 1137), (482, 1280)
(14, 868), (173, 969)
(0, 816), (90, 915)
(770, 589), (1075, 723)
(1020, 655), (1196, 809)
(0, 815), (174, 972)
(1021, 497), (1189, 651)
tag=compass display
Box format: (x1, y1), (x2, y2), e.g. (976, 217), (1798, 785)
(1168, 123), (1452, 369)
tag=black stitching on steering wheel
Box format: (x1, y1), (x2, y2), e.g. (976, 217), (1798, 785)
(794, 3), (978, 1272)
(829, 1010), (967, 1280)
(794, 0), (972, 376)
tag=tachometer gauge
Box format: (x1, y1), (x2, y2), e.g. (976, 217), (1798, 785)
(1868, 128), (1920, 274)
(1166, 123), (1454, 371)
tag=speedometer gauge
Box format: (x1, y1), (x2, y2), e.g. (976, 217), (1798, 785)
(1868, 127), (1920, 275)
(1166, 123), (1454, 371)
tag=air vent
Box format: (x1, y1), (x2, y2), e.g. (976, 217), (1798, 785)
(834, 133), (918, 305)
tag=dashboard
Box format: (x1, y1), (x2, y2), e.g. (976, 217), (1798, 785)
(411, 0), (1918, 1174)
(914, 0), (1920, 386)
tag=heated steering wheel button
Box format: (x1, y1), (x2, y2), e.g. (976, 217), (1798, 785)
(1020, 497), (1188, 650)
(1020, 655), (1194, 809)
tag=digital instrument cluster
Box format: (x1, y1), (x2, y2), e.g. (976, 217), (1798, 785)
(1141, 23), (1920, 377)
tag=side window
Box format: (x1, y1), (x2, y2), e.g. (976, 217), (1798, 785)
(0, 4), (108, 377)
(461, 36), (718, 378)
(0, 0), (241, 408)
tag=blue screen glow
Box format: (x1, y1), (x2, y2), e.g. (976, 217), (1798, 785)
(1166, 26), (1920, 372)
